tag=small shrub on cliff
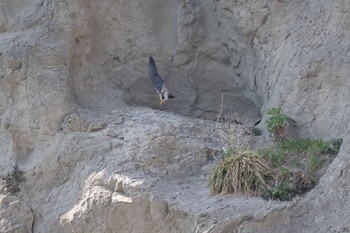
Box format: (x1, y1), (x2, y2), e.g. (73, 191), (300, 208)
(266, 108), (296, 140)
(278, 138), (342, 155)
(322, 138), (343, 155)
(250, 127), (262, 136)
(258, 148), (286, 168)
(259, 137), (342, 201)
(278, 137), (343, 176)
(271, 182), (291, 201)
(307, 154), (322, 175)
(263, 171), (315, 201)
(1, 166), (25, 194)
(209, 150), (273, 196)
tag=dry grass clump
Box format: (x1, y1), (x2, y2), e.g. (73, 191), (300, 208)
(213, 91), (254, 149)
(199, 113), (254, 151)
(209, 150), (273, 196)
(207, 105), (343, 201)
(215, 118), (251, 150)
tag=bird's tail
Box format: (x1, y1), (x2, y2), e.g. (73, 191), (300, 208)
(168, 93), (175, 99)
(149, 56), (155, 65)
(149, 56), (158, 76)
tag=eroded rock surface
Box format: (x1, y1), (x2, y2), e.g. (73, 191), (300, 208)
(0, 195), (34, 233)
(214, 0), (350, 137)
(0, 0), (349, 232)
(65, 0), (260, 121)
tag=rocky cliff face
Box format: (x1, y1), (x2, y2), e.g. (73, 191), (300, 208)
(215, 0), (350, 138)
(0, 0), (349, 232)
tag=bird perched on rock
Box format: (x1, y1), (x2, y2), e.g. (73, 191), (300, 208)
(148, 56), (175, 105)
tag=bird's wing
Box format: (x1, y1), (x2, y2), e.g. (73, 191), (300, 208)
(148, 57), (164, 92)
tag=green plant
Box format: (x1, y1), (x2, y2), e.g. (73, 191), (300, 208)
(272, 182), (291, 201)
(266, 108), (296, 140)
(290, 158), (304, 169)
(1, 166), (25, 194)
(279, 138), (313, 153)
(258, 148), (286, 168)
(308, 154), (322, 175)
(209, 150), (273, 196)
(251, 127), (262, 136)
(279, 167), (291, 180)
(279, 138), (343, 156)
(324, 138), (343, 155)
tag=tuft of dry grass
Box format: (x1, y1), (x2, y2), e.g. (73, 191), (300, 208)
(215, 119), (251, 150)
(213, 91), (254, 150)
(209, 150), (273, 196)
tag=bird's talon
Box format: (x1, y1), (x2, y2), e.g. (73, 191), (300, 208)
(159, 99), (166, 105)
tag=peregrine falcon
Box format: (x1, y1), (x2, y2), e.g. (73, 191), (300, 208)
(148, 56), (175, 105)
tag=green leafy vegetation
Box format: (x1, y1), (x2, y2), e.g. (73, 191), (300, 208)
(325, 138), (343, 155)
(266, 107), (296, 140)
(279, 167), (291, 179)
(208, 107), (343, 201)
(308, 155), (321, 174)
(250, 127), (262, 136)
(260, 137), (342, 201)
(258, 148), (286, 168)
(271, 182), (290, 201)
(1, 166), (25, 194)
(209, 150), (273, 196)
(278, 138), (342, 155)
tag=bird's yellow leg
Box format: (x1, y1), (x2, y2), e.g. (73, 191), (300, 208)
(159, 99), (166, 105)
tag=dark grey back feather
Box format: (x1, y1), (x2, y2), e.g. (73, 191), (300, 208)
(148, 57), (164, 92)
